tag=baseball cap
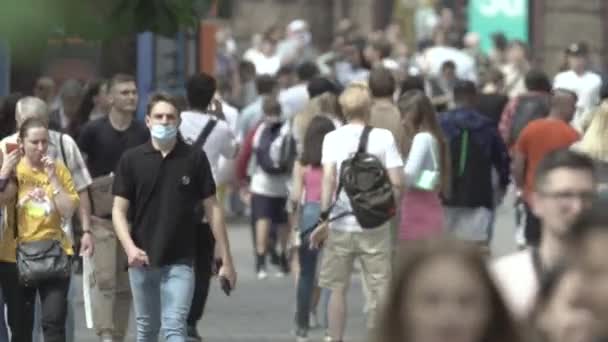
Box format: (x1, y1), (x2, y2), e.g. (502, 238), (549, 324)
(566, 41), (589, 56)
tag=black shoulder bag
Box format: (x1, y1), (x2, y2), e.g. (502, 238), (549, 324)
(15, 145), (71, 286)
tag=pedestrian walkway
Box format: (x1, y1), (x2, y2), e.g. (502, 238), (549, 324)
(68, 193), (517, 341)
(70, 219), (368, 341)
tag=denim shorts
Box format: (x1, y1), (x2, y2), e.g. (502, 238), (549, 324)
(299, 202), (321, 236)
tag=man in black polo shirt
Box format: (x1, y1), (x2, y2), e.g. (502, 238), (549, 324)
(112, 93), (236, 341)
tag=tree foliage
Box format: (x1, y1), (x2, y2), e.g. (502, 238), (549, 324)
(0, 0), (211, 64)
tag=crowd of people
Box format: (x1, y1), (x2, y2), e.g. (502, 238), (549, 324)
(0, 5), (608, 342)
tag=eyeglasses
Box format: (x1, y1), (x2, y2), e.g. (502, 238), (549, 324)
(538, 190), (597, 203)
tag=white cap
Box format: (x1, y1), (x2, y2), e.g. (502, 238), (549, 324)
(287, 19), (307, 33)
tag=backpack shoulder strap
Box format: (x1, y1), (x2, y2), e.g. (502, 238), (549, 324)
(193, 119), (218, 151)
(59, 133), (67, 165)
(357, 126), (373, 154)
(458, 128), (469, 177)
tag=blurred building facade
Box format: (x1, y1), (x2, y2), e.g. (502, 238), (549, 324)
(225, 0), (608, 75)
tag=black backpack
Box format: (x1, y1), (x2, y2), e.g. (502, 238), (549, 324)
(255, 121), (297, 175)
(509, 95), (550, 145)
(444, 127), (493, 209)
(327, 126), (396, 229)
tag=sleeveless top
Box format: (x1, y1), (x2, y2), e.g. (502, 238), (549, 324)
(303, 166), (323, 202)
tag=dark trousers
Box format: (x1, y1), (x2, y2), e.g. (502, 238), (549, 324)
(525, 202), (541, 247)
(0, 262), (29, 342)
(187, 223), (216, 326)
(22, 276), (70, 342)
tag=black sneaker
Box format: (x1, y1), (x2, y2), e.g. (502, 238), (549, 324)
(269, 245), (280, 266)
(187, 325), (202, 342)
(280, 253), (290, 274)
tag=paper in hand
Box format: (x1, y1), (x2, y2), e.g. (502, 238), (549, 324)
(83, 255), (95, 329)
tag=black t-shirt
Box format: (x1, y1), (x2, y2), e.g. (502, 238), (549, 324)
(112, 139), (216, 266)
(477, 94), (509, 127)
(78, 117), (150, 178)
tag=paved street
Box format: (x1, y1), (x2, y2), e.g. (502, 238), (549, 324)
(70, 193), (518, 342)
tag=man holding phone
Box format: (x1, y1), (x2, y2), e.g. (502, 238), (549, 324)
(179, 73), (239, 341)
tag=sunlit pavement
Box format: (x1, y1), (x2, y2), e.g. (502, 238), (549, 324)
(71, 195), (517, 341)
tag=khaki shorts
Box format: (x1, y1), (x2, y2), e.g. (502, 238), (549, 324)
(319, 223), (392, 291)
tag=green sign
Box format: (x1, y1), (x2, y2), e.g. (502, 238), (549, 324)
(468, 0), (529, 53)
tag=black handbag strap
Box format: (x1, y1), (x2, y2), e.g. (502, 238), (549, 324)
(193, 119), (217, 152)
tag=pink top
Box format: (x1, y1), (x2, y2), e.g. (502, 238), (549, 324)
(303, 166), (323, 202)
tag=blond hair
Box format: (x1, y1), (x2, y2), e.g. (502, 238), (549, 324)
(339, 82), (371, 121)
(574, 102), (608, 162)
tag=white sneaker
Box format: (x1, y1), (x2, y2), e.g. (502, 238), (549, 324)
(100, 333), (114, 342)
(309, 312), (319, 329)
(257, 270), (268, 280)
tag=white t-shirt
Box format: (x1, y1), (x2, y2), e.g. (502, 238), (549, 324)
(404, 132), (439, 186)
(249, 122), (290, 198)
(553, 70), (602, 130)
(179, 111), (238, 180)
(321, 123), (403, 232)
(279, 84), (309, 121)
(216, 101), (240, 184)
(490, 249), (538, 318)
(245, 51), (281, 76)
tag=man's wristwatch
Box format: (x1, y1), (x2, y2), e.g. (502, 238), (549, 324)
(319, 210), (330, 221)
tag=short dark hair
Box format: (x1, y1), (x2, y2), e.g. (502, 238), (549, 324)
(369, 67), (396, 98)
(186, 73), (216, 111)
(109, 73), (135, 91)
(277, 64), (295, 76)
(239, 60), (256, 77)
(534, 149), (595, 190)
(262, 96), (281, 117)
(296, 61), (320, 82)
(568, 197), (608, 244)
(255, 75), (277, 95)
(307, 77), (341, 98)
(400, 76), (425, 96)
(19, 117), (48, 139)
(552, 88), (578, 104)
(453, 80), (477, 104)
(371, 39), (392, 58)
(491, 32), (508, 51)
(441, 60), (456, 71)
(145, 92), (180, 117)
(524, 69), (551, 92)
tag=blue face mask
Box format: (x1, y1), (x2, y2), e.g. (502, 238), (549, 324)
(150, 124), (177, 143)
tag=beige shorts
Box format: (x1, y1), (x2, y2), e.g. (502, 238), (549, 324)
(319, 223), (392, 291)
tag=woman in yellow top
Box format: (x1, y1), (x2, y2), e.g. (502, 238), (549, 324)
(12, 117), (79, 342)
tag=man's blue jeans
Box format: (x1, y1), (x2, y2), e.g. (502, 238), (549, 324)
(129, 263), (195, 342)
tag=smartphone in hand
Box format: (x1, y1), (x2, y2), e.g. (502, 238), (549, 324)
(6, 143), (18, 154)
(220, 276), (232, 296)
